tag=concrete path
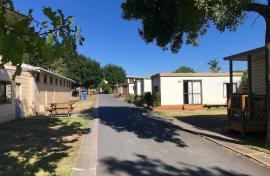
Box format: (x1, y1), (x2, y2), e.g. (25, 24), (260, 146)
(97, 94), (270, 176)
(72, 96), (99, 176)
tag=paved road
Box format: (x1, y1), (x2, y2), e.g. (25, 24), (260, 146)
(97, 94), (270, 176)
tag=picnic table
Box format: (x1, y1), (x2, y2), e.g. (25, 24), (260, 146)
(46, 103), (74, 117)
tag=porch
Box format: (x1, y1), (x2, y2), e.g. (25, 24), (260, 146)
(224, 47), (267, 135)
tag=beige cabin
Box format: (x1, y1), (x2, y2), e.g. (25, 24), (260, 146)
(224, 47), (267, 134)
(0, 64), (75, 123)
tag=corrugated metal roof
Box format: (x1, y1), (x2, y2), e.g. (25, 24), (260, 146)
(22, 64), (76, 83)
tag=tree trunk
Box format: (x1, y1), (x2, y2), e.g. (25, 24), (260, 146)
(265, 3), (270, 148)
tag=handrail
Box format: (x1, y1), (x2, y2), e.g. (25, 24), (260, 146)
(227, 94), (266, 122)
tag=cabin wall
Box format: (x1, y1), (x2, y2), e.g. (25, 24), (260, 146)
(158, 76), (242, 106)
(251, 56), (266, 95)
(143, 79), (152, 94)
(34, 72), (72, 113)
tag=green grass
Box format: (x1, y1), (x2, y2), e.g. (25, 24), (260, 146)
(156, 108), (227, 119)
(0, 118), (90, 176)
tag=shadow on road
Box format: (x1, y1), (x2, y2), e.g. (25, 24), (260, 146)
(100, 153), (249, 176)
(98, 106), (187, 147)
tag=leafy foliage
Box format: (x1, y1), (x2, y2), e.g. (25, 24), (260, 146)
(98, 80), (112, 94)
(152, 92), (161, 107)
(64, 55), (103, 89)
(126, 94), (135, 104)
(144, 92), (154, 107)
(173, 66), (195, 73)
(208, 59), (221, 73)
(103, 64), (126, 86)
(0, 1), (84, 77)
(121, 0), (263, 53)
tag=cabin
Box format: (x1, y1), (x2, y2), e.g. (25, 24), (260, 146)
(151, 72), (243, 110)
(117, 76), (143, 97)
(224, 47), (267, 135)
(0, 64), (75, 123)
(134, 78), (152, 96)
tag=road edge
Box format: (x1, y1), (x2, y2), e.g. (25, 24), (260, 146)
(72, 95), (99, 176)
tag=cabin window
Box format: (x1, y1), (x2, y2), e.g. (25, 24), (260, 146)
(44, 74), (47, 84)
(63, 81), (65, 87)
(0, 81), (12, 104)
(60, 80), (62, 86)
(50, 77), (53, 85)
(183, 80), (202, 105)
(55, 78), (58, 86)
(223, 83), (237, 97)
(35, 73), (40, 82)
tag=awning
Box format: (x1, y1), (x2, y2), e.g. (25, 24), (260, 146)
(224, 47), (265, 61)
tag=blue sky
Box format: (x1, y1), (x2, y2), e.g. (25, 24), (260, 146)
(14, 0), (266, 77)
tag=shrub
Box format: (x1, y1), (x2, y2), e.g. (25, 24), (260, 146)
(144, 92), (153, 107)
(126, 94), (135, 103)
(152, 92), (161, 107)
(134, 96), (144, 106)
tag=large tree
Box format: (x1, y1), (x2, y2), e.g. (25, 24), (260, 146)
(103, 64), (126, 87)
(0, 0), (84, 77)
(122, 0), (270, 147)
(173, 66), (195, 73)
(63, 55), (103, 89)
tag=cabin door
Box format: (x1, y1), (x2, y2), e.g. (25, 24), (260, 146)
(123, 86), (128, 96)
(183, 80), (202, 105)
(15, 83), (21, 119)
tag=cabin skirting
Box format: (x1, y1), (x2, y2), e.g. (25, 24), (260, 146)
(152, 105), (204, 111)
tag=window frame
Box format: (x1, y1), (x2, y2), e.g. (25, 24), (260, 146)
(50, 77), (53, 85)
(44, 74), (47, 84)
(0, 81), (12, 105)
(35, 73), (40, 82)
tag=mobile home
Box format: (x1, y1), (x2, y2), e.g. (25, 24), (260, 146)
(151, 72), (243, 110)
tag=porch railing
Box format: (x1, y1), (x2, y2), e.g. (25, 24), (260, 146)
(227, 94), (266, 123)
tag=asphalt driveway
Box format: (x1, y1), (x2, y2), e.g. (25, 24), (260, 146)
(96, 94), (270, 176)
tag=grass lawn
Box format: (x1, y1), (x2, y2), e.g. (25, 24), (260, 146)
(156, 108), (227, 119)
(0, 118), (90, 176)
(155, 108), (269, 154)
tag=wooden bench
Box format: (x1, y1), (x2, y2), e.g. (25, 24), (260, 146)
(47, 103), (74, 117)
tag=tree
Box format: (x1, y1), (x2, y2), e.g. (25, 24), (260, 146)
(63, 55), (103, 89)
(103, 64), (126, 87)
(121, 0), (270, 147)
(0, 1), (84, 77)
(208, 59), (221, 73)
(173, 66), (195, 73)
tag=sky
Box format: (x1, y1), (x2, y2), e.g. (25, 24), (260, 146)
(13, 0), (266, 77)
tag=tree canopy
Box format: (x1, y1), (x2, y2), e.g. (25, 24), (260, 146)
(121, 0), (268, 53)
(103, 64), (126, 86)
(59, 55), (103, 89)
(0, 0), (84, 77)
(208, 59), (221, 73)
(173, 66), (195, 73)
